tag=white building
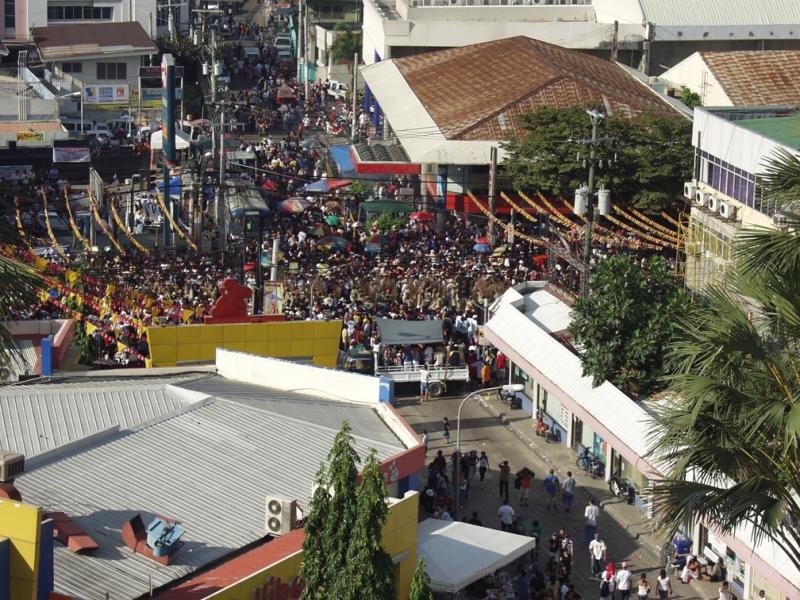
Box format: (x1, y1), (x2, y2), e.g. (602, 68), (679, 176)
(682, 105), (798, 290)
(362, 0), (800, 74)
(1, 0), (163, 46)
(487, 281), (800, 600)
(659, 50), (800, 107)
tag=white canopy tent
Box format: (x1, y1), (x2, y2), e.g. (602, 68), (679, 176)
(417, 519), (536, 594)
(149, 128), (191, 150)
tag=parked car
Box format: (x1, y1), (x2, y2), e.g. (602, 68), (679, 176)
(327, 80), (349, 101)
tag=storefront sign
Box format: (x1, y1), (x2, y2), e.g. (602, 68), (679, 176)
(83, 84), (129, 105)
(53, 147), (91, 163)
(139, 65), (184, 78)
(16, 131), (45, 142)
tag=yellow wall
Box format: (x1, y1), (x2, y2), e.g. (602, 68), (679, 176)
(145, 321), (341, 368)
(0, 499), (42, 600)
(207, 492), (420, 600)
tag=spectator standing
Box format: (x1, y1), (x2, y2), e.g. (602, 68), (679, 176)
(585, 498), (600, 542)
(588, 533), (607, 577)
(498, 460), (511, 501)
(562, 471), (576, 512)
(616, 562), (633, 600)
(442, 416), (450, 444)
(543, 468), (560, 510)
(498, 498), (515, 532)
(478, 451), (489, 488)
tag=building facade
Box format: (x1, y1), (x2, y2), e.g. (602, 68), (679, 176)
(683, 106), (797, 291)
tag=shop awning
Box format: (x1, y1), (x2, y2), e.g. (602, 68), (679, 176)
(417, 519), (536, 594)
(376, 319), (443, 346)
(359, 200), (415, 215)
(330, 144), (356, 176)
(351, 143), (420, 175)
(150, 129), (190, 150)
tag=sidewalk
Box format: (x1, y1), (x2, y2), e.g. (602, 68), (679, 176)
(396, 392), (716, 600)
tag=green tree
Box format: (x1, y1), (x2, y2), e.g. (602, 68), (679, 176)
(337, 450), (394, 599)
(409, 556), (434, 600)
(330, 24), (362, 75)
(680, 86), (701, 109)
(299, 465), (332, 600)
(568, 255), (689, 397)
(651, 147), (800, 572)
(500, 106), (693, 213)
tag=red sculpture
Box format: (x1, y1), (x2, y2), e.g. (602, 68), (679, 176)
(210, 278), (252, 320)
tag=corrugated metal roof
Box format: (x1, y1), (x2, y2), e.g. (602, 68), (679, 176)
(0, 377), (201, 458)
(391, 36), (677, 142)
(639, 0), (800, 26)
(178, 375), (403, 448)
(699, 51), (800, 106)
(15, 397), (404, 600)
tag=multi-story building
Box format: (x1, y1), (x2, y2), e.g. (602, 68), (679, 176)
(683, 105), (798, 291)
(308, 0), (361, 82)
(361, 0), (800, 73)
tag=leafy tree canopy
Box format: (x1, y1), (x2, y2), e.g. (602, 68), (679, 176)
(500, 105), (693, 213)
(568, 254), (689, 397)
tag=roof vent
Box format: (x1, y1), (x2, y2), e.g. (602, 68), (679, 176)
(0, 451), (24, 483)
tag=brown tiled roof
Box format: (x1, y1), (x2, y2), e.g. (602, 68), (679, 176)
(32, 22), (157, 60)
(393, 36), (678, 141)
(700, 51), (800, 106)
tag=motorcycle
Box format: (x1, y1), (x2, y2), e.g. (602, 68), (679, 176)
(609, 475), (636, 503)
(590, 458), (605, 479)
(576, 447), (594, 472)
(536, 419), (559, 443)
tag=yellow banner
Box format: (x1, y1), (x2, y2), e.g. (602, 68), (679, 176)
(17, 131), (45, 142)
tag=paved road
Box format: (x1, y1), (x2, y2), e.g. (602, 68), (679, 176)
(395, 392), (713, 599)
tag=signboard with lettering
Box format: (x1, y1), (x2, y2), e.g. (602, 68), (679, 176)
(133, 87), (181, 108)
(139, 65), (184, 78)
(16, 131), (45, 142)
(83, 84), (129, 105)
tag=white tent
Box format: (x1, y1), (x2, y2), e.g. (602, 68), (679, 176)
(417, 518), (536, 594)
(149, 128), (191, 150)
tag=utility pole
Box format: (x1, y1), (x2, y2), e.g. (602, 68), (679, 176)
(210, 28), (218, 103)
(487, 146), (498, 245)
(351, 52), (358, 141)
(642, 22), (655, 75)
(218, 107), (227, 251)
(297, 0), (303, 83)
(611, 20), (619, 63)
(582, 110), (602, 266)
(303, 0), (310, 100)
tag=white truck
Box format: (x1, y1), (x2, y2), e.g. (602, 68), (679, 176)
(375, 363), (469, 397)
(327, 80), (349, 101)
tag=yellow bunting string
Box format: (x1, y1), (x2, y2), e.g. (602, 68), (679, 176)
(87, 189), (127, 256)
(63, 188), (91, 251)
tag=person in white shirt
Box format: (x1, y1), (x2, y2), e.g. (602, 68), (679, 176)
(584, 497), (600, 542)
(419, 364), (430, 402)
(588, 533), (607, 577)
(656, 569), (672, 599)
(497, 499), (515, 532)
(616, 561), (633, 600)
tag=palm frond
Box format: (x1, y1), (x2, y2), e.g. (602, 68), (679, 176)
(760, 147), (800, 209)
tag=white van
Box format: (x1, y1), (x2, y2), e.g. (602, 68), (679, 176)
(60, 118), (94, 138)
(274, 36), (291, 50)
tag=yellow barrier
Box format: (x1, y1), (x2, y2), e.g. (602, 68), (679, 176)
(0, 499), (43, 600)
(146, 320), (342, 368)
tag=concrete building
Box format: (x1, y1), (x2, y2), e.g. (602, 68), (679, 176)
(682, 105), (798, 291)
(359, 36), (680, 212)
(0, 0), (161, 46)
(361, 0), (800, 74)
(31, 22), (157, 122)
(659, 50), (800, 107)
(0, 349), (426, 599)
(485, 280), (800, 600)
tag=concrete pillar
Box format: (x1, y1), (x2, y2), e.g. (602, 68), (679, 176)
(363, 83), (371, 114)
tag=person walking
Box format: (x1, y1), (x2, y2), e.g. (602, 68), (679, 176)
(656, 569), (672, 599)
(498, 460), (511, 501)
(601, 563), (616, 600)
(584, 498), (600, 542)
(615, 561), (632, 600)
(518, 468), (532, 507)
(562, 471), (576, 512)
(542, 468), (560, 510)
(588, 533), (607, 578)
(478, 451), (489, 488)
(636, 573), (651, 600)
(421, 430), (429, 453)
(719, 582), (731, 600)
(498, 498), (515, 532)
(442, 416), (450, 444)
(419, 364), (430, 401)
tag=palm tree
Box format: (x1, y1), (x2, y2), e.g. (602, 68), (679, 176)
(0, 210), (44, 377)
(651, 148), (800, 572)
(329, 23), (362, 76)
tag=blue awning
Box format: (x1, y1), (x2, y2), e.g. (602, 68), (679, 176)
(330, 144), (356, 176)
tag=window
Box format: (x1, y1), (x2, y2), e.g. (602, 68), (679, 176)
(48, 5), (112, 20)
(61, 62), (82, 74)
(4, 0), (15, 29)
(96, 62), (126, 80)
(699, 150), (759, 212)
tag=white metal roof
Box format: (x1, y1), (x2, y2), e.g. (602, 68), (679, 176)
(11, 376), (406, 600)
(638, 0), (800, 26)
(0, 378), (197, 458)
(417, 518), (536, 593)
(360, 60), (504, 165)
(485, 300), (657, 473)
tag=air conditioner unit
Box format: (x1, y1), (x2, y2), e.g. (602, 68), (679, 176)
(265, 496), (298, 536)
(695, 190), (709, 207)
(684, 181), (697, 200)
(718, 201), (736, 220)
(707, 195), (719, 212)
(0, 451), (24, 483)
(773, 212), (791, 228)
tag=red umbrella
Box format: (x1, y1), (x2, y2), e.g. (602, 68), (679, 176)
(409, 211), (434, 222)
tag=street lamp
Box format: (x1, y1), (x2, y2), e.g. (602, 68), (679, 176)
(454, 383), (525, 518)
